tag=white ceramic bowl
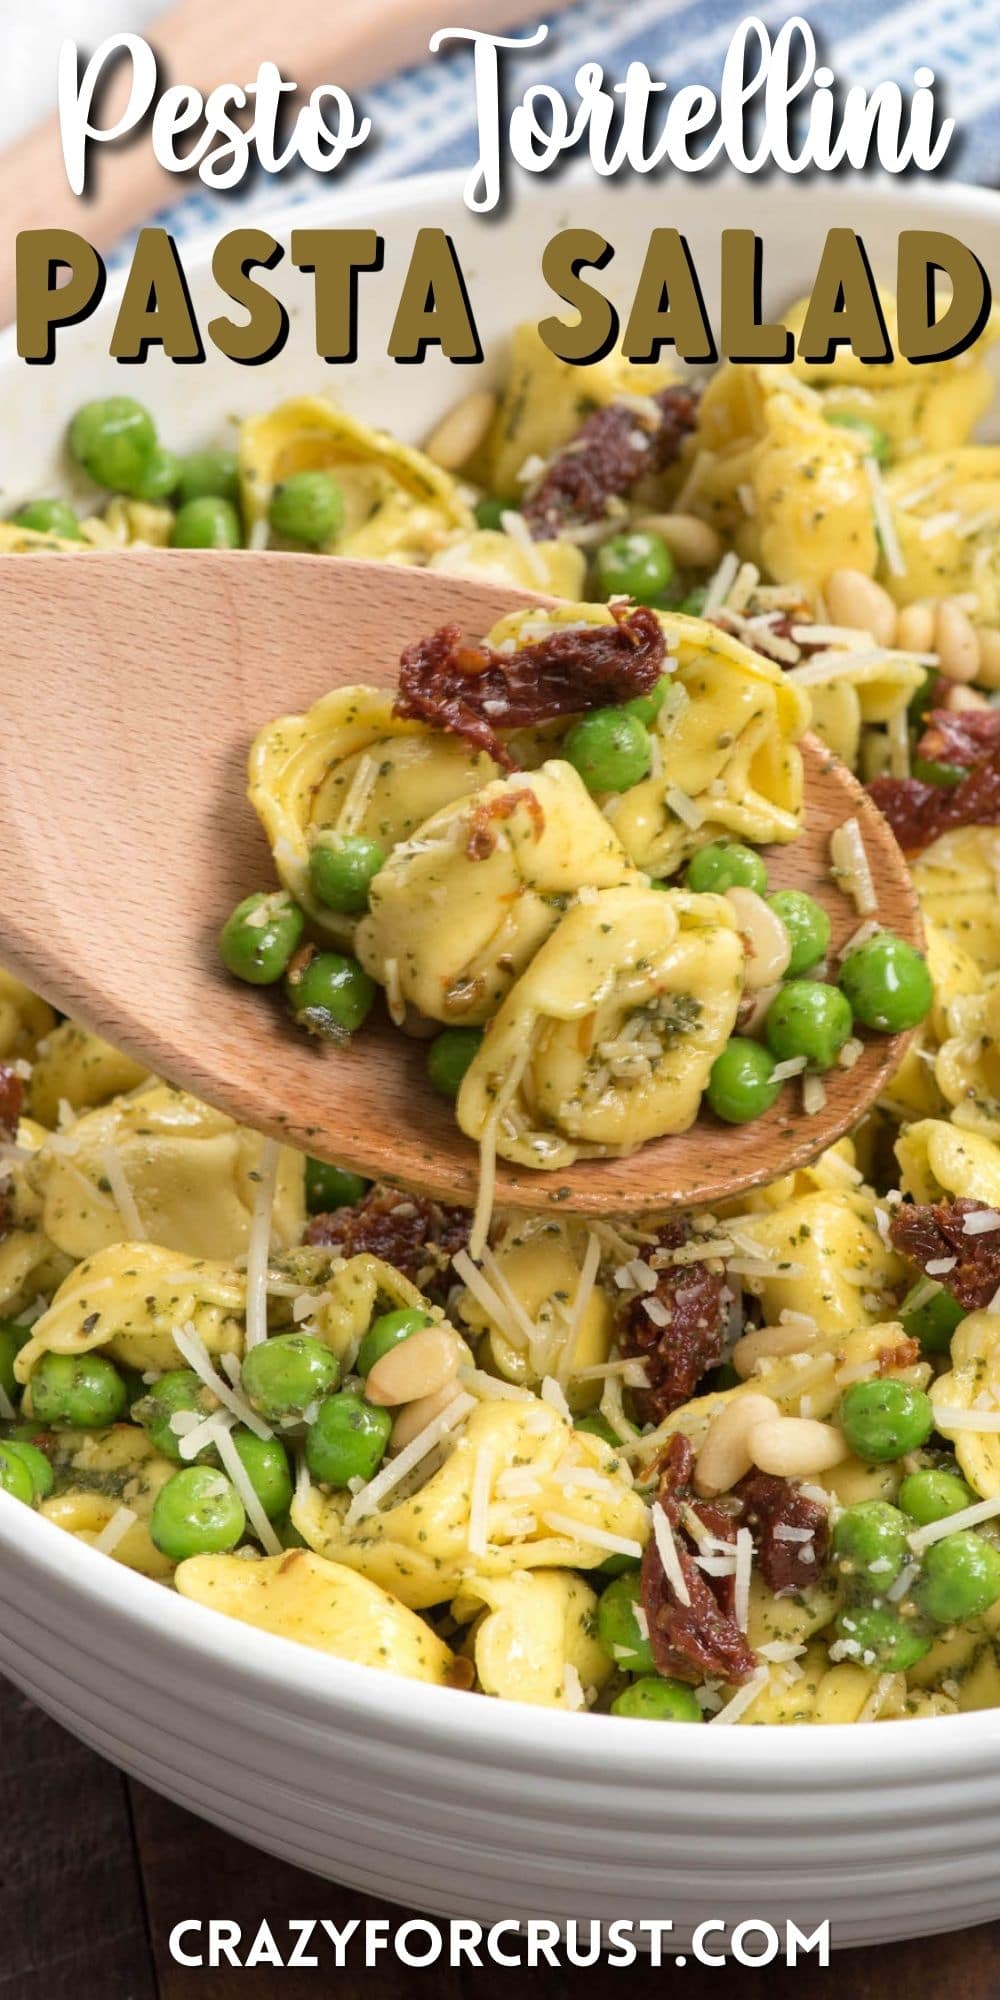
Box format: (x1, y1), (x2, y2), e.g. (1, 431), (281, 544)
(3, 172), (1000, 1952)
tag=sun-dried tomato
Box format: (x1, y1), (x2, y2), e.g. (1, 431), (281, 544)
(464, 786), (545, 860)
(618, 1226), (727, 1424)
(875, 1337), (921, 1375)
(304, 1184), (469, 1299)
(394, 603), (667, 771)
(919, 705), (1000, 768)
(889, 1197), (1000, 1312)
(734, 1471), (830, 1597)
(0, 1064), (23, 1144)
(640, 1438), (758, 1686)
(869, 707), (1000, 852)
(522, 386), (698, 538)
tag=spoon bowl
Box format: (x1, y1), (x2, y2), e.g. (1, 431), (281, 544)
(0, 549), (921, 1213)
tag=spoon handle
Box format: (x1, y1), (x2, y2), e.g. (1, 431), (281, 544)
(0, 0), (570, 328)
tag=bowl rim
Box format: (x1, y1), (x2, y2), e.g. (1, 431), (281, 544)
(5, 166), (1000, 1777)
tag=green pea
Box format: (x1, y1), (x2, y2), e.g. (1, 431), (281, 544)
(176, 448), (240, 506)
(917, 1531), (1000, 1625)
(219, 891), (304, 986)
(308, 835), (386, 914)
(708, 1360), (742, 1392)
(562, 708), (652, 794)
(304, 1159), (369, 1214)
(596, 1572), (655, 1674)
(834, 1604), (930, 1671)
(706, 1038), (780, 1124)
(129, 446), (180, 503)
(474, 496), (506, 531)
(150, 1465), (246, 1561)
(0, 1320), (29, 1404)
(623, 674), (674, 726)
(269, 471), (345, 547)
(286, 951), (376, 1040)
(832, 1501), (910, 1586)
(427, 1028), (483, 1099)
(230, 1430), (293, 1520)
(69, 397), (157, 493)
(686, 842), (768, 895)
(172, 496), (243, 549)
(823, 410), (891, 466)
(611, 1677), (702, 1722)
(764, 980), (854, 1072)
(241, 1334), (340, 1425)
(766, 890), (831, 975)
(357, 1307), (430, 1379)
(132, 1369), (215, 1464)
(900, 1284), (965, 1356)
(305, 1391), (392, 1487)
(678, 588), (707, 616)
(0, 1444), (36, 1505)
(595, 530), (673, 605)
(12, 498), (83, 540)
(899, 1467), (973, 1526)
(838, 1379), (934, 1462)
(29, 1350), (127, 1429)
(0, 1438), (54, 1500)
(838, 932), (933, 1034)
(911, 756), (966, 791)
(574, 1413), (621, 1447)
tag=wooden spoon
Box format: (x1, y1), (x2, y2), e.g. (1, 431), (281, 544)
(0, 549), (921, 1214)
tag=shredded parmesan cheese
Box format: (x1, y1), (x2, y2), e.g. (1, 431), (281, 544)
(170, 1320), (272, 1441)
(244, 1139), (280, 1351)
(541, 1512), (644, 1561)
(213, 1422), (284, 1555)
(345, 1392), (475, 1525)
(864, 454), (906, 577)
(98, 1146), (146, 1240)
(907, 1492), (1000, 1552)
(708, 1665), (771, 1725)
(91, 1504), (138, 1556)
(651, 1501), (691, 1607)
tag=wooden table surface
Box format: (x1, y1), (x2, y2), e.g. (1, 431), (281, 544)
(1, 1679), (997, 1999)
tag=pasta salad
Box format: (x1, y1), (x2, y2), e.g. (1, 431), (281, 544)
(3, 287), (1000, 1723)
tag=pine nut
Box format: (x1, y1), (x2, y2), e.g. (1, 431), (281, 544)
(725, 887), (792, 990)
(825, 570), (898, 647)
(633, 511), (722, 568)
(732, 1322), (821, 1379)
(943, 682), (990, 713)
(389, 1379), (463, 1452)
(975, 627), (1000, 691)
(737, 980), (782, 1036)
(693, 1392), (781, 1497)
(896, 601), (936, 654)
(934, 599), (980, 683)
(748, 1416), (848, 1477)
(423, 390), (497, 472)
(366, 1325), (461, 1407)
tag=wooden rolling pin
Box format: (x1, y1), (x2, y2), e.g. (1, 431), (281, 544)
(0, 0), (572, 327)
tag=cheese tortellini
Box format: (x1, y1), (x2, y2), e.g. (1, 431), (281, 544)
(250, 684), (499, 941)
(457, 886), (743, 1168)
(355, 761), (640, 1025)
(292, 1398), (647, 1609)
(23, 1082), (304, 1263)
(176, 1549), (458, 1684)
(239, 395), (472, 561)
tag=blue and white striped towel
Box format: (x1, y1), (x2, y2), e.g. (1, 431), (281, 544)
(152, 0), (1000, 250)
